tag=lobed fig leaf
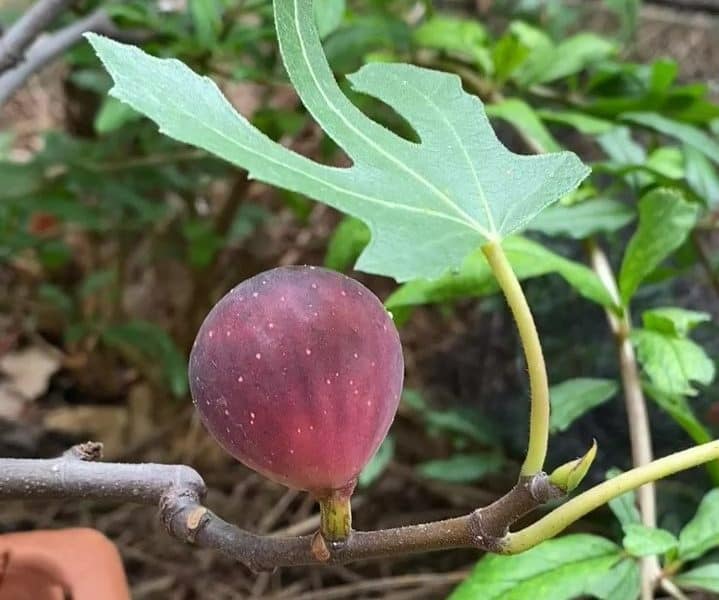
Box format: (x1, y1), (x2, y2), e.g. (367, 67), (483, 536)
(86, 0), (589, 283)
(189, 267), (404, 498)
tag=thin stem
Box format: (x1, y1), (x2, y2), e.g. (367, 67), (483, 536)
(503, 440), (719, 554)
(589, 240), (660, 599)
(0, 0), (75, 73)
(483, 241), (549, 475)
(318, 490), (352, 541)
(0, 9), (116, 106)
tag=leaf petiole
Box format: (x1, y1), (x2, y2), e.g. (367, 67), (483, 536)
(483, 240), (549, 476)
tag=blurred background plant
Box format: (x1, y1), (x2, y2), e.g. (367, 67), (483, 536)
(2, 0), (719, 598)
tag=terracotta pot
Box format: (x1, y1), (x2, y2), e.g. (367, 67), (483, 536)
(0, 528), (131, 600)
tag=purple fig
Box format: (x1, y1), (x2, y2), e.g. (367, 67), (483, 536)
(189, 266), (404, 539)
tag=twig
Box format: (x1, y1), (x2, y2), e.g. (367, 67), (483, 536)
(660, 577), (691, 600)
(0, 444), (562, 571)
(0, 0), (76, 73)
(0, 9), (122, 106)
(4, 435), (719, 572)
(504, 440), (719, 553)
(588, 241), (661, 600)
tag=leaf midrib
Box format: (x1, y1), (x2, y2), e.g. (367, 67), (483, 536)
(291, 0), (491, 238)
(381, 68), (497, 235)
(104, 46), (481, 234)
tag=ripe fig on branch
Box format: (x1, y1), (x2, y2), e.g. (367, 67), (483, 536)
(189, 266), (404, 540)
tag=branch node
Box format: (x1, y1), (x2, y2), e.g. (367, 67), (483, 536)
(63, 441), (103, 462)
(311, 531), (331, 562)
(527, 473), (564, 503)
(185, 506), (209, 541)
(467, 511), (506, 553)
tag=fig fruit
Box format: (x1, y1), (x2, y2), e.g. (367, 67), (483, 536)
(189, 266), (404, 539)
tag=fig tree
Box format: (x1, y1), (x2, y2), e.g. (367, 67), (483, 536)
(189, 266), (404, 540)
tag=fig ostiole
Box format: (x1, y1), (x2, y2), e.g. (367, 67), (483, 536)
(189, 266), (404, 541)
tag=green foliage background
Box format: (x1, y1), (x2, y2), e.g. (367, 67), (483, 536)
(2, 0), (719, 597)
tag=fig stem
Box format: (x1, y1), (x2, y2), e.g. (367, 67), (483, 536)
(318, 491), (352, 541)
(482, 240), (549, 476)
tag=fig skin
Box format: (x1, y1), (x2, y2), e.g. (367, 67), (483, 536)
(189, 266), (404, 497)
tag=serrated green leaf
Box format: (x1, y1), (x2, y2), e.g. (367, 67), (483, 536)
(487, 98), (561, 153)
(79, 269), (116, 298)
(631, 329), (715, 398)
(509, 21), (552, 50)
(417, 452), (503, 483)
(86, 0), (589, 283)
(642, 307), (711, 337)
(649, 60), (679, 95)
(549, 378), (618, 433)
(323, 14), (410, 73)
(400, 388), (498, 446)
(515, 33), (615, 87)
(94, 96), (142, 134)
(679, 489), (719, 561)
(684, 144), (719, 208)
(596, 127), (648, 190)
(594, 557), (641, 600)
(426, 410), (498, 446)
(228, 204), (271, 243)
(102, 321), (187, 397)
(597, 127), (646, 165)
(623, 524), (678, 557)
(38, 284), (74, 315)
(413, 15), (490, 71)
(643, 385), (711, 446)
(491, 31), (530, 84)
(618, 189), (699, 305)
(675, 564), (719, 593)
(190, 0), (222, 46)
(529, 197), (635, 239)
(0, 162), (44, 199)
(449, 534), (623, 600)
(624, 112), (719, 166)
(324, 216), (370, 271)
(538, 109), (614, 135)
(359, 435), (394, 488)
(385, 236), (614, 311)
(606, 469), (642, 528)
(182, 219), (224, 268)
(314, 0), (345, 39)
(646, 147), (684, 180)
